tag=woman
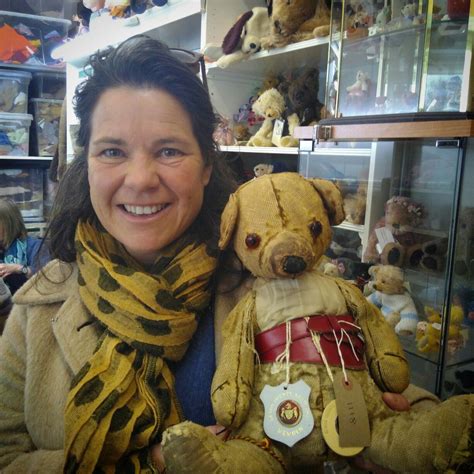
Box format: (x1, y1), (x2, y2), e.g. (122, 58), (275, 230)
(0, 199), (46, 294)
(0, 36), (428, 473)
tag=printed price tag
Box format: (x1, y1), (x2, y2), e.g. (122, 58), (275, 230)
(272, 119), (285, 146)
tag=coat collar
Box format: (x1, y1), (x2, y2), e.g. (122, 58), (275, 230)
(14, 259), (100, 374)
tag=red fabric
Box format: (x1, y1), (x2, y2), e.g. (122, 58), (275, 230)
(0, 24), (35, 63)
(255, 315), (366, 370)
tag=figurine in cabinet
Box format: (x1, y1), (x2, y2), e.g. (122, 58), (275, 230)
(364, 196), (425, 267)
(366, 264), (419, 336)
(346, 70), (371, 112)
(261, 0), (331, 49)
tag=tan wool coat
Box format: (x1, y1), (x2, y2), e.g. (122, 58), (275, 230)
(0, 260), (437, 472)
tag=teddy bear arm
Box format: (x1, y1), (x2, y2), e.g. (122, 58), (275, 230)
(361, 303), (410, 393)
(211, 292), (257, 429)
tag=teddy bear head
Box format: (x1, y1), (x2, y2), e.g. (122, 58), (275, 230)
(369, 264), (406, 295)
(401, 3), (417, 18)
(384, 196), (424, 236)
(252, 88), (286, 120)
(218, 173), (345, 279)
(253, 163), (274, 177)
(268, 0), (316, 37)
(287, 68), (321, 123)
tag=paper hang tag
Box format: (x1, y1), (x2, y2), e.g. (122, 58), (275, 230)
(333, 372), (371, 448)
(374, 226), (395, 254)
(260, 380), (314, 447)
(272, 119), (285, 146)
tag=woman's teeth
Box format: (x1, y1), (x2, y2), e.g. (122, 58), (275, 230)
(123, 204), (167, 215)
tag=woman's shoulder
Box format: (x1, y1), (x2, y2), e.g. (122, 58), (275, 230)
(12, 259), (78, 306)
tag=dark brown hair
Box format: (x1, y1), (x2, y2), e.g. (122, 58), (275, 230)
(48, 35), (237, 262)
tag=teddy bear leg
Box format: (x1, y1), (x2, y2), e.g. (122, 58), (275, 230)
(380, 242), (405, 266)
(367, 395), (473, 472)
(162, 421), (286, 473)
(404, 244), (424, 268)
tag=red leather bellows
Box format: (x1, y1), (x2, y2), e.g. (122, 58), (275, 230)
(254, 314), (366, 370)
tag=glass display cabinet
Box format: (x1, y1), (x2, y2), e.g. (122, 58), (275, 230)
(296, 120), (474, 398)
(325, 0), (474, 118)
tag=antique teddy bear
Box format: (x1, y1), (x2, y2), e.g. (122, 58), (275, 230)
(261, 0), (331, 49)
(162, 173), (473, 473)
(203, 7), (270, 68)
(366, 264), (419, 336)
(247, 88), (298, 147)
(364, 195), (425, 267)
(285, 68), (325, 126)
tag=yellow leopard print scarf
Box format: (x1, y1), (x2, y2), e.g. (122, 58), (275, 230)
(64, 220), (218, 473)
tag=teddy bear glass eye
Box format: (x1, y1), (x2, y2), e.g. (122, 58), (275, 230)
(309, 221), (323, 239)
(245, 234), (261, 249)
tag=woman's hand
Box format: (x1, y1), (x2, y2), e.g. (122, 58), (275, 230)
(150, 424), (229, 472)
(351, 392), (410, 473)
(0, 263), (23, 278)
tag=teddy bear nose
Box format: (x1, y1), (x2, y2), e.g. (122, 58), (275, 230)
(282, 256), (307, 274)
(249, 42), (257, 50)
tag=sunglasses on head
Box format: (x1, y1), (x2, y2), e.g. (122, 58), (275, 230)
(169, 47), (208, 92)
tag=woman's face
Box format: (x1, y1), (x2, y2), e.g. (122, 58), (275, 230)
(87, 86), (212, 265)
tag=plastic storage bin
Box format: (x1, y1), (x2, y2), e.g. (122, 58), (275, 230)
(30, 98), (62, 156)
(0, 0), (65, 18)
(0, 11), (70, 67)
(31, 71), (65, 99)
(0, 168), (44, 221)
(0, 69), (31, 113)
(0, 112), (32, 156)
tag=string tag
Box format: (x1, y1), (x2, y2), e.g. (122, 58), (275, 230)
(333, 372), (370, 447)
(260, 380), (314, 447)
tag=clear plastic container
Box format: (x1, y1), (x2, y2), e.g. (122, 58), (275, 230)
(0, 168), (44, 221)
(0, 10), (71, 66)
(30, 98), (62, 157)
(31, 71), (65, 99)
(0, 0), (65, 18)
(0, 69), (31, 114)
(0, 112), (32, 156)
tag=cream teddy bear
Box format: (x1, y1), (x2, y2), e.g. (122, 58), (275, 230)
(366, 265), (418, 336)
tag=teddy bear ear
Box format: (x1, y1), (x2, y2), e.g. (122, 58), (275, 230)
(308, 178), (345, 226)
(368, 265), (380, 276)
(218, 193), (239, 250)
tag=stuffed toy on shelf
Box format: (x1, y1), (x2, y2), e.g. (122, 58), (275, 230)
(203, 7), (270, 68)
(364, 195), (425, 267)
(366, 264), (419, 336)
(261, 0), (331, 49)
(247, 88), (298, 147)
(162, 173), (473, 473)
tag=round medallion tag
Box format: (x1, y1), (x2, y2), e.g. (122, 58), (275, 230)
(277, 400), (302, 426)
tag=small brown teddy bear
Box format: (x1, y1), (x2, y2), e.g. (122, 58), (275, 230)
(364, 196), (425, 267)
(366, 265), (419, 336)
(343, 180), (367, 225)
(162, 173), (473, 473)
(284, 68), (325, 126)
(261, 0), (331, 49)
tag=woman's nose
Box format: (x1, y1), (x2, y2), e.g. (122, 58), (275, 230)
(124, 155), (161, 190)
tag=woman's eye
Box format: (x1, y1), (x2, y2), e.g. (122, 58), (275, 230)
(160, 148), (183, 158)
(101, 148), (124, 158)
